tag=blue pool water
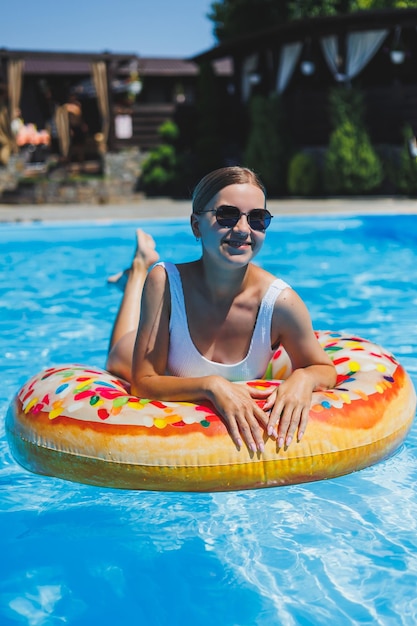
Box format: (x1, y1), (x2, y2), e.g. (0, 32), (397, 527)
(1, 214), (417, 626)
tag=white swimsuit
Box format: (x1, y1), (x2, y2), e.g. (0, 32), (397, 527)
(158, 262), (290, 382)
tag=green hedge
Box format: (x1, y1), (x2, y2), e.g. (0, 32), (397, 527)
(323, 88), (383, 195)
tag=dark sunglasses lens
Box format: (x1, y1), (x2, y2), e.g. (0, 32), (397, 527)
(248, 209), (271, 231)
(216, 206), (240, 227)
(214, 206), (272, 230)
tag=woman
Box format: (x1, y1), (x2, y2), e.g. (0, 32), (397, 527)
(107, 167), (336, 454)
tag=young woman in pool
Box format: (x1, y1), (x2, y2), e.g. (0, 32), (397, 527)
(106, 166), (336, 454)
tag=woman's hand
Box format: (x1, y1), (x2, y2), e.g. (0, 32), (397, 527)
(265, 285), (336, 448)
(206, 376), (272, 453)
(263, 369), (315, 448)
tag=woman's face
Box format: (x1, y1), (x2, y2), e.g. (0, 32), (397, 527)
(192, 183), (267, 267)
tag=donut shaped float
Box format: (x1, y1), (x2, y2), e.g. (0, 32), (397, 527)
(6, 331), (416, 492)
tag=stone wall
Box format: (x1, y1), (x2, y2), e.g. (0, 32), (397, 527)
(0, 154), (27, 196)
(0, 148), (144, 204)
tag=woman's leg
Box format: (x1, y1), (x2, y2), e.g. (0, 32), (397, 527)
(106, 230), (159, 380)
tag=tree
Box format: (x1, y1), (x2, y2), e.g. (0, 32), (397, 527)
(288, 0), (350, 20)
(194, 61), (223, 178)
(208, 0), (288, 42)
(323, 120), (383, 194)
(208, 0), (417, 43)
(323, 87), (383, 194)
(243, 94), (291, 195)
(328, 85), (365, 129)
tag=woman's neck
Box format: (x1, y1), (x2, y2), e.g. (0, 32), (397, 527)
(196, 258), (251, 303)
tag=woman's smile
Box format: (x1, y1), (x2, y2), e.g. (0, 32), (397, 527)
(224, 237), (252, 250)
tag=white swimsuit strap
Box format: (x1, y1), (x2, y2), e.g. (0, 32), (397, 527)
(251, 278), (291, 345)
(156, 262), (188, 328)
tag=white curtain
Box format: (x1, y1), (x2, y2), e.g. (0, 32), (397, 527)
(321, 30), (388, 82)
(91, 61), (110, 150)
(276, 42), (302, 94)
(241, 53), (259, 101)
(320, 35), (345, 82)
(7, 59), (24, 121)
(7, 59), (24, 154)
(55, 104), (70, 158)
(345, 30), (388, 79)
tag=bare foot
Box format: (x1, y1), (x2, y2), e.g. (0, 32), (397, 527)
(133, 229), (160, 268)
(108, 229), (160, 289)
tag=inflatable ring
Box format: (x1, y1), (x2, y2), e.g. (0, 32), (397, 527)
(6, 331), (416, 492)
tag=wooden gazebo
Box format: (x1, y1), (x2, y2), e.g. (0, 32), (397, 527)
(192, 8), (417, 148)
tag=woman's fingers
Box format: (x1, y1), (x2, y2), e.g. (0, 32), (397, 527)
(268, 401), (310, 447)
(296, 406), (310, 442)
(225, 415), (244, 451)
(227, 406), (266, 453)
(264, 373), (314, 448)
(212, 381), (270, 453)
(278, 404), (302, 447)
(215, 380), (309, 453)
(226, 398), (309, 453)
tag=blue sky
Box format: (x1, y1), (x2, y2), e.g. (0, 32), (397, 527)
(1, 0), (216, 58)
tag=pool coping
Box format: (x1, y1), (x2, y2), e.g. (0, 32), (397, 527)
(0, 196), (416, 222)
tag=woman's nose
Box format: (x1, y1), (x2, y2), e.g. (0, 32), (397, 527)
(233, 213), (251, 233)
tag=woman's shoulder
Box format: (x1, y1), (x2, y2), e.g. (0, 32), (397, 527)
(154, 260), (197, 271)
(152, 260), (198, 281)
(147, 263), (171, 289)
(249, 264), (288, 290)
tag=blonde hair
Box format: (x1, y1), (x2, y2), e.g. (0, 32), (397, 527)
(192, 166), (266, 214)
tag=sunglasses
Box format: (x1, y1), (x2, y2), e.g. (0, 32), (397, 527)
(199, 205), (273, 231)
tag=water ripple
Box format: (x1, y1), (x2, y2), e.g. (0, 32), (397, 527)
(1, 216), (416, 626)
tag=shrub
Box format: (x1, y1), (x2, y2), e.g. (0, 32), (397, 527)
(244, 94), (291, 196)
(394, 125), (417, 195)
(158, 119), (180, 143)
(287, 152), (320, 196)
(141, 123), (180, 195)
(323, 85), (383, 195)
(323, 119), (383, 195)
(141, 145), (177, 190)
(328, 86), (365, 129)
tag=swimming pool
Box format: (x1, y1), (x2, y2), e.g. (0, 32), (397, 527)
(1, 214), (416, 625)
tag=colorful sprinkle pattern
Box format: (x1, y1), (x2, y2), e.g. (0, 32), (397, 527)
(18, 331), (399, 430)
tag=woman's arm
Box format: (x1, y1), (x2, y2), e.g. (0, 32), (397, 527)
(264, 288), (337, 447)
(131, 266), (271, 453)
